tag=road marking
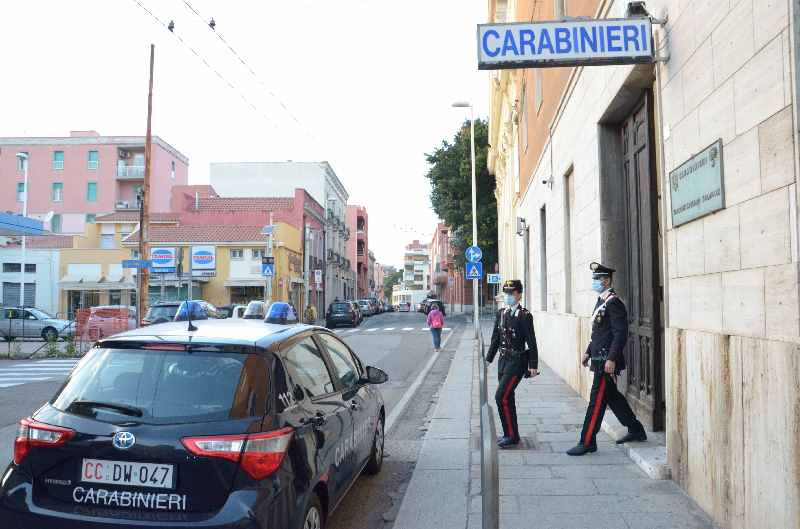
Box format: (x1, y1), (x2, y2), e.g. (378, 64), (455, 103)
(383, 328), (395, 331)
(0, 359), (79, 389)
(386, 329), (456, 433)
(402, 327), (414, 331)
(366, 328), (378, 332)
(347, 329), (361, 333)
(0, 383), (22, 388)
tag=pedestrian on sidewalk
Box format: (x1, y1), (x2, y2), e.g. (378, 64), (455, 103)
(567, 262), (647, 456)
(426, 303), (445, 352)
(485, 279), (539, 448)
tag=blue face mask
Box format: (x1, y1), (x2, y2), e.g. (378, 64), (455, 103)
(591, 279), (605, 293)
(504, 294), (517, 306)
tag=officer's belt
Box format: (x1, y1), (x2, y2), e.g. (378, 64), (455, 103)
(500, 348), (526, 358)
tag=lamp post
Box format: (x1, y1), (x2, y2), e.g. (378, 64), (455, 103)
(15, 153), (29, 309)
(452, 101), (479, 338)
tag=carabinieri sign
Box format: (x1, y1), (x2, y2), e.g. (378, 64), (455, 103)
(477, 18), (654, 70)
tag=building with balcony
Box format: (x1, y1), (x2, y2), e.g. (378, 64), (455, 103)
(398, 240), (430, 308)
(209, 161), (354, 304)
(0, 131), (188, 235)
(346, 205), (369, 298)
(429, 223), (471, 313)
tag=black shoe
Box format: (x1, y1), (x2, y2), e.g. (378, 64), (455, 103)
(497, 437), (520, 448)
(566, 443), (597, 456)
(616, 430), (647, 444)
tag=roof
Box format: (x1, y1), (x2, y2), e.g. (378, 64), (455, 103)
(195, 197), (294, 212)
(3, 235), (74, 249)
(95, 212), (180, 223)
(0, 135), (189, 164)
(124, 225), (266, 244)
(100, 319), (317, 348)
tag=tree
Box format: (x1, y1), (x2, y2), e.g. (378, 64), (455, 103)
(383, 270), (403, 300)
(425, 119), (497, 270)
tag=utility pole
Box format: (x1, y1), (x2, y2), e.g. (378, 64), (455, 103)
(139, 44), (154, 325)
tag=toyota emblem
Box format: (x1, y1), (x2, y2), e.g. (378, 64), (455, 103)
(112, 431), (136, 450)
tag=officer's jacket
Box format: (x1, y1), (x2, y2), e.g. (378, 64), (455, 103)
(585, 290), (628, 372)
(486, 306), (538, 369)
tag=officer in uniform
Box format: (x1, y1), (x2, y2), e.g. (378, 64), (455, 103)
(567, 262), (647, 456)
(486, 279), (539, 448)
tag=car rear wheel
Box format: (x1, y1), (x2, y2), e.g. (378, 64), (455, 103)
(42, 327), (58, 342)
(302, 495), (324, 529)
(364, 415), (384, 475)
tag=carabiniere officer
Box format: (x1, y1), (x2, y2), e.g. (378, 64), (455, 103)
(486, 279), (539, 448)
(566, 262), (647, 456)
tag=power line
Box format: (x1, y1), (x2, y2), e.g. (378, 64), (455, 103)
(128, 0), (276, 127)
(176, 0), (315, 142)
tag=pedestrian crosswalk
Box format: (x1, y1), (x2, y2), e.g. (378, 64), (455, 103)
(0, 359), (79, 389)
(334, 327), (452, 335)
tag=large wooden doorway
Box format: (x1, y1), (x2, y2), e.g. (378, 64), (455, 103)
(619, 92), (664, 431)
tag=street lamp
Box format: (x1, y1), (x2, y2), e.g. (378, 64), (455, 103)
(452, 101), (479, 338)
(16, 152), (29, 309)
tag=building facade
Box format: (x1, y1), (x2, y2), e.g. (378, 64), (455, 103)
(209, 161), (354, 305)
(346, 205), (369, 298)
(489, 1), (800, 527)
(0, 237), (67, 315)
(0, 131), (188, 234)
(429, 223), (472, 313)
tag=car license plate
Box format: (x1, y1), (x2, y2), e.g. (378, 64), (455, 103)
(81, 458), (175, 489)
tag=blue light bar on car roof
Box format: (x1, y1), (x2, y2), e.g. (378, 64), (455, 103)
(266, 302), (299, 325)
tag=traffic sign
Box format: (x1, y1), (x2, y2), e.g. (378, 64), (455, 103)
(261, 225), (274, 236)
(487, 273), (501, 284)
(465, 246), (483, 263)
(261, 256), (275, 265)
(261, 263), (275, 277)
(466, 262), (483, 280)
(122, 259), (151, 269)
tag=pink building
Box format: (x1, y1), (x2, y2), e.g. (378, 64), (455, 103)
(0, 131), (188, 234)
(346, 205), (369, 299)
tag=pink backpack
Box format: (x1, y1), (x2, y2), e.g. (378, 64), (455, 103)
(429, 310), (444, 329)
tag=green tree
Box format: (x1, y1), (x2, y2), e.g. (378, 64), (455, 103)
(383, 270), (403, 300)
(425, 119), (497, 270)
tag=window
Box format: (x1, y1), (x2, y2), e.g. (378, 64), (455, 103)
(2, 282), (35, 307)
(87, 150), (99, 170)
(535, 70), (543, 113)
(109, 290), (122, 305)
(51, 214), (62, 233)
(87, 182), (97, 202)
(170, 160), (176, 179)
(100, 234), (115, 249)
(282, 337), (335, 398)
(16, 182), (24, 202)
(317, 334), (362, 389)
(86, 213), (96, 223)
(230, 248), (244, 260)
(16, 152), (28, 172)
(252, 249), (266, 260)
(2, 263), (36, 273)
(53, 151), (64, 170)
(52, 182), (63, 202)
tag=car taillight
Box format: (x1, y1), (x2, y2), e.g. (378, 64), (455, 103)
(182, 427), (294, 480)
(14, 418), (75, 465)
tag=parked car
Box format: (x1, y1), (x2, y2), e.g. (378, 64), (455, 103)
(1, 319), (388, 529)
(357, 299), (373, 316)
(82, 306), (137, 341)
(326, 301), (360, 328)
(0, 307), (75, 342)
(349, 301), (364, 324)
(218, 304), (247, 319)
(398, 302), (411, 312)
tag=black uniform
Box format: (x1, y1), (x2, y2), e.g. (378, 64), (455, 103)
(486, 304), (538, 442)
(578, 288), (645, 448)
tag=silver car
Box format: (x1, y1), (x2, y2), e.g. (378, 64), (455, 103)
(0, 307), (75, 341)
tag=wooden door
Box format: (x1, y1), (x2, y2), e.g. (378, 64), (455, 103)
(620, 92), (664, 431)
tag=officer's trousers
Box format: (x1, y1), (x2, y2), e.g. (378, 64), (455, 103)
(496, 357), (525, 440)
(579, 369), (644, 447)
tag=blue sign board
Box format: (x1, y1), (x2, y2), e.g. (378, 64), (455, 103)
(487, 273), (501, 284)
(477, 18), (654, 70)
(150, 247), (177, 274)
(466, 262), (483, 280)
(465, 246), (483, 263)
(122, 259), (151, 269)
(261, 263), (275, 277)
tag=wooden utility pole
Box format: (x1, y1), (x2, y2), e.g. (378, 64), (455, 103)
(139, 44), (155, 325)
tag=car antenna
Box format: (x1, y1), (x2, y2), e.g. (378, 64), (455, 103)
(186, 300), (197, 332)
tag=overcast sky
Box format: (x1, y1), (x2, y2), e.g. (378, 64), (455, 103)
(1, 0), (489, 267)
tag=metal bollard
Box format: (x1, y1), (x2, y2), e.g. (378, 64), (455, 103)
(480, 402), (499, 529)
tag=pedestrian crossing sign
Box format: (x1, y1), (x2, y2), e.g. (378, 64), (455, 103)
(466, 262), (483, 280)
(261, 263), (275, 277)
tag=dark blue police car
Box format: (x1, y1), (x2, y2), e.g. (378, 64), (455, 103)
(0, 316), (388, 529)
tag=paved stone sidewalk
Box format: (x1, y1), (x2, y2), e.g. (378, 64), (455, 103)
(469, 342), (718, 529)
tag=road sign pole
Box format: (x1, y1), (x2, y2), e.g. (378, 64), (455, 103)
(467, 105), (479, 338)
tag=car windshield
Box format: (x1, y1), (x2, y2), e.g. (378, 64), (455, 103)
(145, 305), (179, 321)
(51, 347), (268, 425)
(28, 308), (52, 320)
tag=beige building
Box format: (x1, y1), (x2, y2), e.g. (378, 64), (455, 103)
(489, 1), (800, 528)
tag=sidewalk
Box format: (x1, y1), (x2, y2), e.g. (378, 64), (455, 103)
(394, 325), (718, 529)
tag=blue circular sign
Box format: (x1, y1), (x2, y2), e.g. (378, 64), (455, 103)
(465, 246), (483, 263)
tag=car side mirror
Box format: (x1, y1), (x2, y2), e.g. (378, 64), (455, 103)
(364, 366), (388, 385)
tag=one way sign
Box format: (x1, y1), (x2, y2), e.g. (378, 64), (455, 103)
(465, 262), (483, 280)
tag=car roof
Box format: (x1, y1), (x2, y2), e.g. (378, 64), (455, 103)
(99, 319), (323, 349)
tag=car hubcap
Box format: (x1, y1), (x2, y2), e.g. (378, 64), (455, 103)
(375, 419), (384, 461)
(304, 506), (321, 529)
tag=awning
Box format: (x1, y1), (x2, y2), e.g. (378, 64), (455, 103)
(59, 275), (136, 291)
(224, 278), (266, 288)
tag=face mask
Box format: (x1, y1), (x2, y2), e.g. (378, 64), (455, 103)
(504, 294), (517, 306)
(591, 279), (605, 293)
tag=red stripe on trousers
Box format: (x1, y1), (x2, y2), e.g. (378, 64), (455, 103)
(583, 376), (607, 447)
(501, 376), (519, 439)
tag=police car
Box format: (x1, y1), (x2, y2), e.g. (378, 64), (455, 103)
(0, 303), (388, 529)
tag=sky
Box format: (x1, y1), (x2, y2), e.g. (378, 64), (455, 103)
(0, 0), (489, 268)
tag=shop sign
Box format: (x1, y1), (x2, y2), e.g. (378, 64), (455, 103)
(191, 246), (216, 276)
(670, 140), (725, 227)
(150, 248), (176, 274)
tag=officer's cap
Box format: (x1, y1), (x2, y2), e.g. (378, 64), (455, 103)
(590, 262), (615, 278)
(502, 279), (523, 293)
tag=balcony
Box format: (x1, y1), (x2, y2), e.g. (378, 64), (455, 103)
(115, 199), (141, 211)
(117, 165), (145, 179)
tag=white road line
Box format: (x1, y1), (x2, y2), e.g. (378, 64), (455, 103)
(402, 327), (414, 331)
(347, 329), (361, 333)
(383, 328), (395, 331)
(386, 330), (456, 433)
(0, 383), (23, 388)
(420, 327), (430, 331)
(0, 377), (51, 382)
(366, 328), (379, 332)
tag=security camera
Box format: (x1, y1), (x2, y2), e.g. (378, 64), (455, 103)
(542, 179), (549, 185)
